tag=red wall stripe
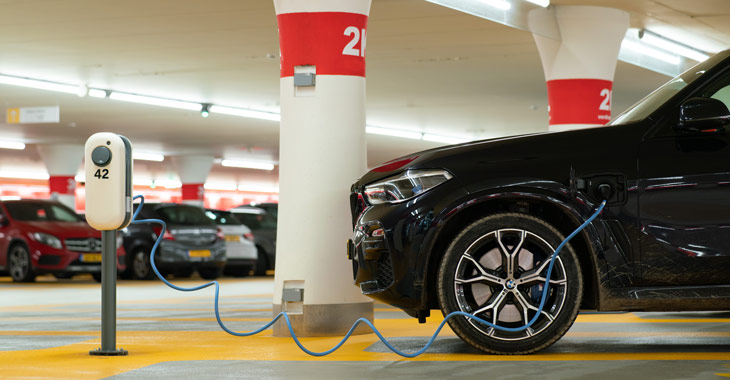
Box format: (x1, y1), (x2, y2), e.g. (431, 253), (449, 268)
(49, 176), (76, 195)
(181, 183), (204, 201)
(547, 79), (613, 125)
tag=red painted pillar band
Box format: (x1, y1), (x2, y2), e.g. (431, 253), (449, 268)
(49, 176), (76, 195)
(277, 12), (368, 78)
(547, 79), (613, 126)
(181, 184), (204, 202)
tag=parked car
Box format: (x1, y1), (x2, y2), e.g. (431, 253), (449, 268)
(248, 202), (278, 220)
(204, 209), (258, 277)
(230, 205), (276, 275)
(0, 199), (125, 282)
(348, 51), (730, 355)
(121, 203), (226, 280)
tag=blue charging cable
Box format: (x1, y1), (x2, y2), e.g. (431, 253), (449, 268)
(131, 195), (606, 357)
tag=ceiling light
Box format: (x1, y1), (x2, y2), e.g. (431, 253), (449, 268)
(639, 30), (710, 62)
(0, 196), (21, 201)
(109, 92), (202, 111)
(422, 134), (469, 144)
(480, 0), (511, 10)
(621, 39), (681, 65)
(525, 0), (549, 7)
(201, 104), (210, 118)
(153, 179), (182, 189)
(366, 126), (423, 140)
(0, 75), (80, 95)
(204, 183), (238, 191)
(133, 152), (165, 162)
(88, 89), (108, 98)
(0, 170), (49, 180)
(0, 141), (26, 150)
(209, 105), (281, 121)
(221, 159), (275, 171)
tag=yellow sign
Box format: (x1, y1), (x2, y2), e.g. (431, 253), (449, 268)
(6, 108), (19, 124)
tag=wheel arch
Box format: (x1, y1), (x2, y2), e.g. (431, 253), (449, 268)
(422, 190), (603, 312)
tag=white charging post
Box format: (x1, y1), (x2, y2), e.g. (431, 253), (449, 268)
(84, 132), (133, 356)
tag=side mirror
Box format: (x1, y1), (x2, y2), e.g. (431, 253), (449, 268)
(678, 97), (730, 133)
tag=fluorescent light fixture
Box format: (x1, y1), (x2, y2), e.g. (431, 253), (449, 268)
(221, 159), (275, 171)
(75, 174), (85, 182)
(88, 89), (107, 98)
(422, 134), (468, 144)
(133, 152), (165, 162)
(132, 178), (153, 187)
(109, 92), (202, 111)
(154, 179), (182, 189)
(366, 126), (423, 140)
(209, 105), (281, 121)
(0, 196), (21, 201)
(481, 0), (511, 10)
(0, 141), (26, 150)
(0, 75), (80, 95)
(238, 184), (280, 193)
(639, 30), (710, 62)
(204, 183), (238, 191)
(0, 170), (49, 180)
(621, 39), (681, 65)
(525, 0), (549, 6)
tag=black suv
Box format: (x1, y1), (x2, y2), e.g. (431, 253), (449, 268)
(349, 51), (730, 354)
(121, 203), (226, 280)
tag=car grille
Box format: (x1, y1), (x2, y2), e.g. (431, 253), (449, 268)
(65, 238), (102, 253)
(375, 252), (394, 289)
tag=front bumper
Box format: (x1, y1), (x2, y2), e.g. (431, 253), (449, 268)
(32, 243), (126, 274)
(155, 241), (227, 265)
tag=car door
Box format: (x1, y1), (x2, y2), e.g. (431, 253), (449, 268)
(638, 73), (730, 286)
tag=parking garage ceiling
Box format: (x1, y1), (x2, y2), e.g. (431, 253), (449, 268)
(0, 0), (728, 185)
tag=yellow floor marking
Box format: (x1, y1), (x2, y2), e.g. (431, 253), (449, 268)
(576, 313), (730, 324)
(565, 331), (730, 338)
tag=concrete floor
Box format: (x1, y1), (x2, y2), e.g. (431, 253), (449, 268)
(0, 275), (729, 379)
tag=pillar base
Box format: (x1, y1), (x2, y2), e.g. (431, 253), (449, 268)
(272, 302), (373, 337)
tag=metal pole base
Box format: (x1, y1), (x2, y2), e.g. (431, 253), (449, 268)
(89, 347), (128, 356)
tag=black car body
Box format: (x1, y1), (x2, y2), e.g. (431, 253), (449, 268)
(121, 203), (226, 280)
(349, 51), (730, 354)
(231, 205), (277, 275)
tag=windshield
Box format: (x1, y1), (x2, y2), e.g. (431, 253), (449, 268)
(204, 210), (242, 226)
(157, 205), (215, 226)
(5, 202), (81, 222)
(609, 52), (729, 125)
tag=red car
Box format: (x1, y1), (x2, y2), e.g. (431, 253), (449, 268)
(0, 199), (126, 282)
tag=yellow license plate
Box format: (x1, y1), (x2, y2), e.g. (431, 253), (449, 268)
(225, 235), (240, 242)
(81, 253), (102, 263)
(188, 250), (211, 258)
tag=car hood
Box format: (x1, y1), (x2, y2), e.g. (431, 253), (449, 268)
(354, 123), (639, 189)
(15, 221), (99, 239)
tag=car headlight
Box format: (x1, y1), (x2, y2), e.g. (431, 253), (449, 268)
(32, 232), (62, 249)
(364, 169), (453, 205)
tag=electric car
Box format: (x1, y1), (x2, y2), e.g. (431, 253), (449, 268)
(230, 205), (276, 275)
(204, 209), (258, 277)
(348, 50), (730, 354)
(0, 199), (126, 282)
(120, 203), (226, 280)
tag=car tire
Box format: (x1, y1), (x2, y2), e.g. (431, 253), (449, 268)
(8, 244), (35, 283)
(53, 273), (73, 280)
(437, 213), (583, 355)
(225, 265), (251, 277)
(131, 247), (155, 280)
(254, 248), (268, 276)
(198, 267), (223, 280)
(92, 272), (103, 282)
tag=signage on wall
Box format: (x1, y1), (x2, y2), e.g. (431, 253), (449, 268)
(6, 106), (60, 124)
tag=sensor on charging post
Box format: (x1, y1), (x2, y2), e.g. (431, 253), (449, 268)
(84, 132), (133, 356)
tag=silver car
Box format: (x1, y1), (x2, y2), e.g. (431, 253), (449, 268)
(204, 209), (258, 277)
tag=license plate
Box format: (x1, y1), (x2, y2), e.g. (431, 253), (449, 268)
(225, 235), (240, 242)
(188, 249), (211, 258)
(81, 253), (102, 263)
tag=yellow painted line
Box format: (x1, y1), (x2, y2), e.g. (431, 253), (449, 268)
(576, 313), (730, 323)
(565, 331), (730, 338)
(716, 374), (730, 378)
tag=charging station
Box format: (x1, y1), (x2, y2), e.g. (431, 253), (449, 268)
(85, 132), (133, 356)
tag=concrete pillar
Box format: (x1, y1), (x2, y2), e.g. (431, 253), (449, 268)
(531, 6), (629, 131)
(272, 0), (374, 336)
(37, 144), (84, 210)
(172, 155), (214, 207)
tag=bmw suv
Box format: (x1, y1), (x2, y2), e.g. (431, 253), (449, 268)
(121, 203), (226, 280)
(349, 51), (730, 354)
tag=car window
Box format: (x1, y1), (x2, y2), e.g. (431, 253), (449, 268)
(205, 210), (242, 225)
(157, 205), (215, 226)
(236, 212), (276, 229)
(5, 202), (81, 222)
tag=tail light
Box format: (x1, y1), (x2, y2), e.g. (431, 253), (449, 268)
(243, 232), (255, 242)
(216, 228), (225, 241)
(152, 226), (175, 241)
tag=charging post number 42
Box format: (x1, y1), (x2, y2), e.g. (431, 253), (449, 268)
(84, 132), (133, 231)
